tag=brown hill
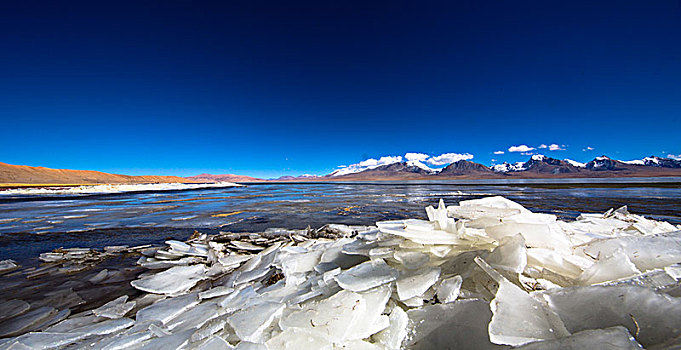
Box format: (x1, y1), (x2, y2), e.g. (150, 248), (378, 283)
(329, 162), (433, 180)
(0, 162), (195, 185)
(438, 160), (494, 176)
(186, 173), (264, 183)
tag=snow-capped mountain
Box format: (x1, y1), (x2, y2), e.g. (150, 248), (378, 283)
(585, 156), (625, 171)
(331, 161), (436, 178)
(490, 162), (526, 173)
(490, 155), (582, 174)
(622, 156), (681, 168)
(328, 156), (404, 176)
(405, 160), (440, 173)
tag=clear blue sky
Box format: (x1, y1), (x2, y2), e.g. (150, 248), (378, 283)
(1, 1), (680, 178)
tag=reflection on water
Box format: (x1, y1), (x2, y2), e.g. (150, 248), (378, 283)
(1, 181), (680, 262)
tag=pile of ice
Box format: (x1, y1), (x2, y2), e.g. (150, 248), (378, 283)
(0, 182), (242, 196)
(2, 196), (681, 349)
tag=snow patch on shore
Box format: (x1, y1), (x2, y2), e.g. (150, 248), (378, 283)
(0, 182), (243, 196)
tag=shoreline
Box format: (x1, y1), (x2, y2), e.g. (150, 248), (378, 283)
(3, 175), (681, 190)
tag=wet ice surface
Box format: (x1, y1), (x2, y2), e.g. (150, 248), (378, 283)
(2, 181), (681, 263)
(1, 195), (680, 349)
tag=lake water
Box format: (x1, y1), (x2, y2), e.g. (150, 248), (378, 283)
(1, 180), (680, 263)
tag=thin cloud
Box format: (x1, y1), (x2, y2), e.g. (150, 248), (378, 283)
(538, 144), (548, 149)
(667, 154), (681, 160)
(508, 145), (535, 153)
(493, 150), (504, 155)
(582, 146), (595, 151)
(548, 144), (565, 151)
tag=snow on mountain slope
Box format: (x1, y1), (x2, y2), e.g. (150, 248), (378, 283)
(564, 159), (586, 168)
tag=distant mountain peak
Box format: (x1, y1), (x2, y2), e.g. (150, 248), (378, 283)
(439, 160), (493, 175)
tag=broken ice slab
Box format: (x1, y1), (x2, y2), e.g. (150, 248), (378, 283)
(233, 266), (273, 286)
(575, 230), (681, 272)
(347, 285), (392, 340)
(190, 317), (228, 343)
(404, 299), (507, 350)
(218, 286), (259, 314)
(377, 219), (466, 245)
(265, 327), (333, 350)
(229, 241), (264, 251)
(197, 335), (234, 350)
(137, 256), (203, 270)
(525, 248), (592, 281)
(280, 289), (367, 342)
(425, 199), (456, 232)
(5, 317), (134, 349)
(373, 306), (408, 350)
(537, 284), (681, 347)
(199, 286), (235, 300)
(475, 257), (569, 346)
(0, 306), (58, 337)
(136, 293), (199, 324)
(324, 223), (360, 236)
(234, 341), (267, 350)
(93, 295), (136, 319)
(218, 254), (253, 268)
(0, 259), (19, 274)
(95, 330), (154, 350)
(131, 264), (206, 295)
(485, 222), (572, 252)
(393, 251), (430, 270)
(166, 240), (192, 253)
(334, 259), (398, 292)
(578, 248), (641, 285)
(447, 196), (528, 220)
(278, 249), (323, 274)
(89, 269), (110, 283)
(226, 301), (285, 343)
(341, 239), (378, 256)
(320, 238), (368, 269)
(396, 267), (440, 301)
(599, 267), (680, 293)
(135, 329), (194, 349)
(33, 308), (70, 331)
(166, 301), (219, 333)
(436, 275), (463, 303)
(45, 314), (106, 333)
(368, 246), (394, 259)
(513, 326), (643, 349)
(486, 234), (527, 274)
(0, 299), (30, 322)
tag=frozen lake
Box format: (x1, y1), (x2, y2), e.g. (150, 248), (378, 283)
(1, 179), (680, 262)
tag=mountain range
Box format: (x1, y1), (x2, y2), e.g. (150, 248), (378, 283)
(2, 155), (681, 185)
(319, 155), (681, 180)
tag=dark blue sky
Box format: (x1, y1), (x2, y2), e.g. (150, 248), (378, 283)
(1, 1), (680, 177)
